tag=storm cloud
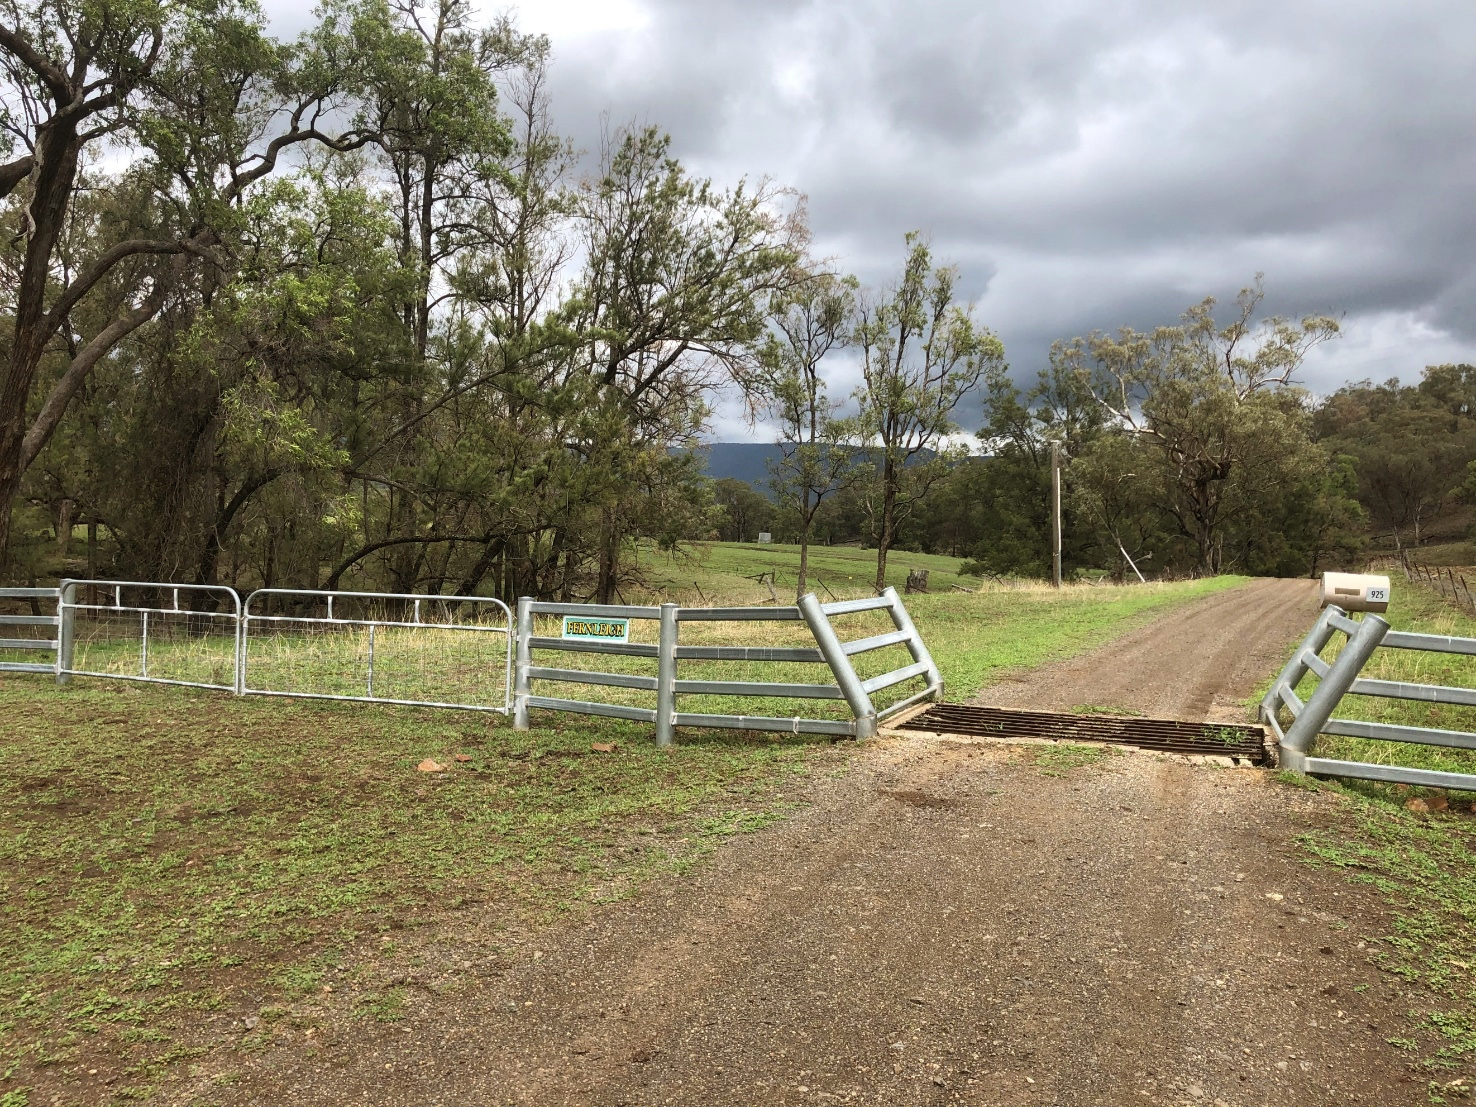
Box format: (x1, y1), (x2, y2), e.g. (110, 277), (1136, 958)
(267, 0), (1476, 431)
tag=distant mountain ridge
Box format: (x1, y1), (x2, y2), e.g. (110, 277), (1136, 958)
(689, 442), (939, 489)
(693, 443), (786, 487)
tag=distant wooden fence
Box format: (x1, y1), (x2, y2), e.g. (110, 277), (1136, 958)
(1377, 552), (1476, 615)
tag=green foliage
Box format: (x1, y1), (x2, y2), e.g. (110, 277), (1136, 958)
(1060, 277), (1342, 574)
(854, 233), (1005, 590)
(960, 353), (1103, 576)
(3, 6), (803, 598)
(948, 277), (1359, 580)
(711, 479), (775, 544)
(1315, 366), (1476, 552)
(759, 270), (862, 597)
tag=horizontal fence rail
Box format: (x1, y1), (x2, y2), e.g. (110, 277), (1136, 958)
(241, 589), (513, 713)
(0, 586), (60, 674)
(1262, 604), (1476, 791)
(513, 586), (943, 745)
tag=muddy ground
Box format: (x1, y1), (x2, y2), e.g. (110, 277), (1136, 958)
(187, 577), (1426, 1106)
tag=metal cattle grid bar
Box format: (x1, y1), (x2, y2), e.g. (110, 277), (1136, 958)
(898, 704), (1269, 763)
(57, 580), (242, 691)
(241, 589), (514, 712)
(0, 586), (60, 674)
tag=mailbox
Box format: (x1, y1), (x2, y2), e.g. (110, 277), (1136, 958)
(1320, 571), (1390, 613)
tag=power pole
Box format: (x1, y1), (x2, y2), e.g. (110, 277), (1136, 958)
(1051, 442), (1062, 589)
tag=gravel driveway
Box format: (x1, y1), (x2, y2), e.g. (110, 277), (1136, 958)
(209, 578), (1425, 1106)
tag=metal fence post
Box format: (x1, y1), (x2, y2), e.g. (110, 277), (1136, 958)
(1280, 612), (1390, 772)
(882, 586), (943, 698)
(798, 592), (877, 739)
(56, 579), (75, 685)
(513, 596), (533, 731)
(233, 591), (245, 695)
(1259, 605), (1339, 724)
(656, 603), (678, 748)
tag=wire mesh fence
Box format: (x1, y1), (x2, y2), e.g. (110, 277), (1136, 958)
(61, 581), (241, 690)
(240, 589), (513, 711)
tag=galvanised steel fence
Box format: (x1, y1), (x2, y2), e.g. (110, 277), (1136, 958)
(58, 580), (243, 691)
(513, 586), (942, 745)
(0, 586), (60, 674)
(35, 579), (513, 712)
(10, 579), (942, 743)
(240, 588), (513, 712)
(1262, 604), (1476, 791)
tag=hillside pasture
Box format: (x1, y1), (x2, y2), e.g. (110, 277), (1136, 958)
(635, 540), (982, 603)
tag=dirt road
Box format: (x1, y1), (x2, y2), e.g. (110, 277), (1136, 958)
(972, 576), (1320, 723)
(210, 578), (1425, 1106)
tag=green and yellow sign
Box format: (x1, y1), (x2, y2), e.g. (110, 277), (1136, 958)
(561, 615), (630, 643)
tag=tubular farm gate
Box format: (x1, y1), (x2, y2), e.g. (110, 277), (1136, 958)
(513, 586), (942, 745)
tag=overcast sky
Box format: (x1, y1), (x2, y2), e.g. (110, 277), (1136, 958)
(270, 0), (1476, 438)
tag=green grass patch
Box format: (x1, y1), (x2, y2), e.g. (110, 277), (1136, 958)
(1298, 793), (1476, 1086)
(1029, 743), (1112, 777)
(1070, 703), (1144, 717)
(0, 685), (834, 1098)
(0, 574), (1240, 1099)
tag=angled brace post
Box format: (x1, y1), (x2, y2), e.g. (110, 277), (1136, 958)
(881, 586), (943, 699)
(1280, 611), (1390, 773)
(798, 592), (877, 739)
(1260, 605), (1339, 725)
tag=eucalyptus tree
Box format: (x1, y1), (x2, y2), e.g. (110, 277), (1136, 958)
(854, 233), (1002, 592)
(1061, 277), (1340, 573)
(0, 0), (393, 564)
(571, 125), (803, 600)
(964, 354), (1103, 577)
(760, 269), (858, 597)
(1316, 371), (1476, 552)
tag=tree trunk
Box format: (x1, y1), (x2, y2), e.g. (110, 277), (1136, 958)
(796, 490), (812, 599)
(874, 459), (899, 593)
(55, 498), (72, 556)
(0, 391), (26, 570)
(596, 509), (618, 604)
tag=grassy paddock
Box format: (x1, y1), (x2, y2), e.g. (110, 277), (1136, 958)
(0, 575), (1241, 1102)
(635, 540), (982, 601)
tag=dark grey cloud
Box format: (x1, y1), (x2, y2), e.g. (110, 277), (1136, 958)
(260, 0), (1476, 431)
